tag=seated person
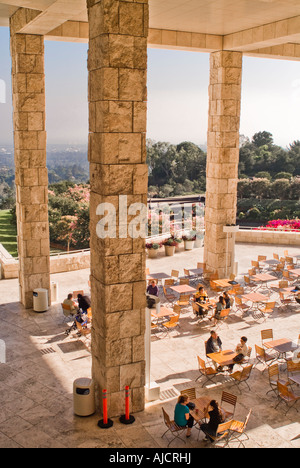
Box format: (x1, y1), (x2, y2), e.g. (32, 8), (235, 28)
(194, 286), (209, 317)
(200, 400), (224, 443)
(228, 336), (248, 372)
(63, 293), (78, 315)
(77, 294), (91, 313)
(206, 331), (223, 371)
(146, 280), (160, 308)
(174, 394), (194, 438)
(209, 296), (226, 325)
(223, 292), (231, 309)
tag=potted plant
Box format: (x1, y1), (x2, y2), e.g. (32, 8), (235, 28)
(163, 237), (178, 257)
(182, 231), (196, 250)
(146, 242), (161, 259)
(174, 236), (183, 253)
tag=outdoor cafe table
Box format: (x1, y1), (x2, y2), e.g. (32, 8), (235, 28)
(190, 396), (211, 423)
(170, 285), (197, 294)
(148, 273), (171, 281)
(289, 374), (300, 387)
(211, 278), (232, 289)
(290, 269), (300, 277)
(189, 268), (204, 276)
(207, 350), (237, 367)
(151, 306), (176, 323)
(264, 338), (299, 361)
(242, 292), (269, 304)
(252, 273), (278, 288)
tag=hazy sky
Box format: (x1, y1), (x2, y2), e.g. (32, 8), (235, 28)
(0, 26), (299, 148)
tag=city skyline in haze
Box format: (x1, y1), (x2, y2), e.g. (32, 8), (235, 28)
(0, 27), (299, 149)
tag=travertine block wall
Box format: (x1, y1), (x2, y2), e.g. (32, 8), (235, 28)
(204, 51), (243, 276)
(86, 0), (149, 417)
(10, 15), (50, 308)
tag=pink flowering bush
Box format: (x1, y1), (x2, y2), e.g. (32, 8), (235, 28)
(255, 219), (300, 232)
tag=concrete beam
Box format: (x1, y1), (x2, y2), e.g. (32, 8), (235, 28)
(245, 43), (300, 62)
(224, 16), (300, 52)
(18, 0), (86, 35)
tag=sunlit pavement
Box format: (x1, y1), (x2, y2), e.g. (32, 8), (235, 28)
(0, 243), (299, 448)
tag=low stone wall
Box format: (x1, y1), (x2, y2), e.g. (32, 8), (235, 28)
(0, 248), (91, 280)
(236, 228), (300, 245)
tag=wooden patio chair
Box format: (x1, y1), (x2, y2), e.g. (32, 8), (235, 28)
(164, 278), (175, 288)
(163, 286), (177, 304)
(239, 347), (252, 367)
(180, 388), (196, 400)
(230, 364), (253, 393)
(204, 420), (234, 448)
(275, 382), (300, 415)
(177, 294), (191, 308)
(220, 391), (238, 421)
(61, 303), (73, 318)
(228, 409), (252, 448)
(171, 270), (180, 283)
(255, 301), (276, 321)
(76, 321), (91, 338)
(179, 278), (190, 285)
(261, 329), (273, 347)
(278, 291), (294, 309)
(195, 356), (218, 387)
(243, 275), (257, 290)
(214, 308), (231, 329)
(161, 408), (186, 447)
(162, 315), (180, 336)
(287, 360), (300, 379)
(266, 364), (289, 397)
(271, 262), (284, 277)
(234, 296), (250, 317)
(254, 344), (276, 370)
(273, 253), (279, 260)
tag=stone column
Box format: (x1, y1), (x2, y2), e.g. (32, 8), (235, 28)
(204, 51), (243, 277)
(10, 17), (50, 308)
(87, 0), (149, 416)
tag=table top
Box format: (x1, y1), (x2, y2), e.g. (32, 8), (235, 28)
(264, 338), (298, 354)
(212, 278), (232, 288)
(290, 269), (300, 277)
(151, 307), (175, 318)
(252, 273), (278, 282)
(148, 273), (171, 280)
(189, 268), (204, 275)
(242, 292), (269, 303)
(207, 350), (236, 366)
(289, 374), (300, 385)
(263, 259), (280, 265)
(171, 285), (197, 294)
(190, 396), (211, 422)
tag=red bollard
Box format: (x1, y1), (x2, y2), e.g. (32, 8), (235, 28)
(120, 386), (135, 425)
(98, 389), (113, 429)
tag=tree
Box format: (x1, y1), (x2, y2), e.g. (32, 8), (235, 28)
(252, 131), (274, 148)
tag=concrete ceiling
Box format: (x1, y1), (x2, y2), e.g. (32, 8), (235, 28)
(0, 0), (299, 55)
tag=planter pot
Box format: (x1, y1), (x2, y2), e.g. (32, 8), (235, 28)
(148, 249), (158, 259)
(164, 245), (175, 257)
(184, 240), (195, 251)
(175, 243), (182, 253)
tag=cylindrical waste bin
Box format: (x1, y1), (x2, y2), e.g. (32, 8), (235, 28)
(73, 378), (95, 417)
(33, 289), (48, 313)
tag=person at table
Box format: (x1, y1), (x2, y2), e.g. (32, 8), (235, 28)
(63, 293), (78, 314)
(194, 286), (209, 317)
(200, 400), (224, 443)
(228, 336), (249, 373)
(174, 394), (194, 438)
(206, 331), (223, 371)
(146, 280), (160, 308)
(77, 293), (91, 313)
(223, 291), (231, 309)
(209, 295), (226, 325)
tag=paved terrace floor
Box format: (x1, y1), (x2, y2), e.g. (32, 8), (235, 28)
(0, 243), (299, 448)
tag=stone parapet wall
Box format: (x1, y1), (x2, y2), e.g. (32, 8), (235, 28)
(0, 250), (91, 280)
(236, 229), (300, 245)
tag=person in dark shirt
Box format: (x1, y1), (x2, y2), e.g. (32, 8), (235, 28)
(200, 400), (224, 442)
(77, 294), (91, 313)
(147, 280), (158, 297)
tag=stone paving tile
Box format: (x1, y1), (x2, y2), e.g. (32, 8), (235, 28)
(0, 243), (299, 448)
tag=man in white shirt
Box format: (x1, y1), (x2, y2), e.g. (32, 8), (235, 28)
(63, 293), (78, 315)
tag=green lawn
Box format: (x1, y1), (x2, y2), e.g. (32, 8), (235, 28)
(0, 210), (18, 258)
